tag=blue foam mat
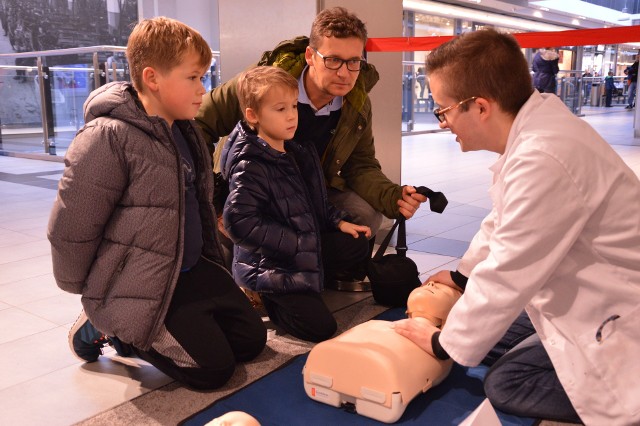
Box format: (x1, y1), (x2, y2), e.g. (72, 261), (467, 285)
(182, 308), (537, 426)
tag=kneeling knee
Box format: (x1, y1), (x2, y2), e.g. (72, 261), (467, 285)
(483, 365), (519, 412)
(183, 363), (236, 390)
(307, 318), (338, 343)
(236, 331), (268, 362)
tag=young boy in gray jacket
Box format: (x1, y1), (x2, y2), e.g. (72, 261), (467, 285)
(48, 17), (266, 389)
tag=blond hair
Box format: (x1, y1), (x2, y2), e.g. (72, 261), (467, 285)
(236, 66), (298, 116)
(126, 17), (212, 92)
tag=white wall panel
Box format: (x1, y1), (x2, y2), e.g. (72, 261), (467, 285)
(218, 0), (316, 80)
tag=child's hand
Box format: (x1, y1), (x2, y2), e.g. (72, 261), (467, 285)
(338, 221), (371, 238)
(217, 214), (229, 238)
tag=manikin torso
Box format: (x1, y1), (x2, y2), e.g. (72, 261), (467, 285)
(303, 282), (462, 423)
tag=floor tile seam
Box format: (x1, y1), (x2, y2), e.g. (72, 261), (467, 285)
(0, 180), (60, 191)
(418, 260), (462, 276)
(0, 170), (63, 178)
(0, 251), (52, 266)
(0, 270), (54, 286)
(0, 307), (60, 344)
(0, 350), (84, 395)
(0, 291), (73, 316)
(0, 220), (51, 230)
(407, 217), (481, 239)
(408, 234), (472, 248)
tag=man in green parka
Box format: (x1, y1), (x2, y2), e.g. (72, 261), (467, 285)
(196, 7), (428, 285)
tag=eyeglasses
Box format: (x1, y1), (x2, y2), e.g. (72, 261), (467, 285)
(312, 48), (366, 72)
(433, 97), (478, 123)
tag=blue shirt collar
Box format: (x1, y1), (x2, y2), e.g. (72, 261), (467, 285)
(297, 66), (342, 116)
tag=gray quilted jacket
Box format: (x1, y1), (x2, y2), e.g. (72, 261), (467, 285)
(48, 81), (225, 350)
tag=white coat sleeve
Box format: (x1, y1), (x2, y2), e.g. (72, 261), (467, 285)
(457, 208), (495, 277)
(440, 148), (591, 366)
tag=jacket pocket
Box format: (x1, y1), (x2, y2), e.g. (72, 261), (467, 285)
(100, 249), (131, 306)
(577, 304), (640, 417)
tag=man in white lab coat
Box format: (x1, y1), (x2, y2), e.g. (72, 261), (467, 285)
(394, 29), (640, 425)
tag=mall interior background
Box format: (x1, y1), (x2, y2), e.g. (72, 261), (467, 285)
(0, 0), (639, 182)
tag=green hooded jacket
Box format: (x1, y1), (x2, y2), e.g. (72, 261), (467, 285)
(195, 36), (403, 219)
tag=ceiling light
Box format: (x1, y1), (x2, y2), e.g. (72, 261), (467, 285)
(403, 0), (569, 32)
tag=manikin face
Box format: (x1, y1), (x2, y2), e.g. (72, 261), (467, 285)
(429, 73), (483, 153)
(305, 36), (364, 99)
(247, 85), (299, 151)
(406, 281), (462, 324)
(152, 49), (208, 126)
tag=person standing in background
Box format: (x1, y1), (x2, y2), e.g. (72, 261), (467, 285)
(604, 70), (615, 107)
(532, 47), (559, 94)
(625, 53), (638, 109)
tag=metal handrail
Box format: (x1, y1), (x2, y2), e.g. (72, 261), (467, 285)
(0, 45), (127, 60)
(0, 45), (221, 59)
(0, 65), (123, 72)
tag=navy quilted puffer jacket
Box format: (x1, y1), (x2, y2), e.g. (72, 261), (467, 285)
(221, 121), (348, 294)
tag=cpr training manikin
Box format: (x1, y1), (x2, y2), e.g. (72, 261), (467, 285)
(303, 282), (462, 423)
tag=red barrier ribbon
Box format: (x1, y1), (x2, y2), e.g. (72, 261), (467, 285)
(366, 25), (640, 52)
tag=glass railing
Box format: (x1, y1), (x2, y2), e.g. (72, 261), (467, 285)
(580, 75), (631, 108)
(402, 60), (440, 135)
(0, 46), (221, 158)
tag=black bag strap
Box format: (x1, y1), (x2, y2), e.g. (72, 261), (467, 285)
(372, 217), (408, 261)
(371, 185), (448, 263)
(397, 218), (408, 257)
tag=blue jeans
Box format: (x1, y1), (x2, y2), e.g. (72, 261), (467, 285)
(628, 81), (637, 107)
(483, 316), (582, 423)
(482, 311), (535, 366)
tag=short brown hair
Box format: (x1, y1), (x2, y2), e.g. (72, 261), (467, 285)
(237, 66), (298, 117)
(426, 29), (533, 117)
(309, 7), (367, 49)
(126, 17), (212, 92)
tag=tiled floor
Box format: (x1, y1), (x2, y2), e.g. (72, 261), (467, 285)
(0, 107), (639, 425)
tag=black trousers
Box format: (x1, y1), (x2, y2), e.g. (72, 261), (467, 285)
(133, 257), (267, 390)
(260, 231), (369, 343)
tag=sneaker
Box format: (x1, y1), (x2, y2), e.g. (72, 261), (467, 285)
(68, 311), (110, 362)
(68, 311), (132, 362)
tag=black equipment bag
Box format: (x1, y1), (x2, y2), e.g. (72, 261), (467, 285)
(367, 186), (448, 307)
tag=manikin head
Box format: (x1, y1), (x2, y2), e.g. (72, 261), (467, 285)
(207, 411), (260, 426)
(405, 282), (462, 327)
